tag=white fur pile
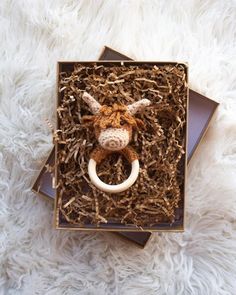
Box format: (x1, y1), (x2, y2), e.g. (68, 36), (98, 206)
(1, 1), (236, 294)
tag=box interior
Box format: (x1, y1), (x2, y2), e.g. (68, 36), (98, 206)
(55, 60), (188, 231)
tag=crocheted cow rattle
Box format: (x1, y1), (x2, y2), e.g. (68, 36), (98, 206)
(82, 92), (151, 193)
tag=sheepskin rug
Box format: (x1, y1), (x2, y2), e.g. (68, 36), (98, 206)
(1, 0), (236, 294)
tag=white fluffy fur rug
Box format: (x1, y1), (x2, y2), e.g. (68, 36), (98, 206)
(1, 0), (236, 294)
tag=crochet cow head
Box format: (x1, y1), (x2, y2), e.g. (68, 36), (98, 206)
(82, 92), (151, 151)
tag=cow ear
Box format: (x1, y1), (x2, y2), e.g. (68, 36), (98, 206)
(127, 99), (151, 115)
(82, 92), (101, 114)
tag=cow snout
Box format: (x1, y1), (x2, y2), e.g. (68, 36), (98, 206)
(98, 128), (130, 151)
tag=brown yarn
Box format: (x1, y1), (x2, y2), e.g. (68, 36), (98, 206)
(91, 146), (138, 164)
(120, 146), (138, 162)
(91, 146), (112, 164)
(82, 103), (145, 132)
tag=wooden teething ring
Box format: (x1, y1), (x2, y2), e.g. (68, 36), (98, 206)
(88, 157), (139, 193)
(88, 146), (140, 194)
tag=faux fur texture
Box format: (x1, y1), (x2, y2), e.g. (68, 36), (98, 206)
(1, 0), (236, 294)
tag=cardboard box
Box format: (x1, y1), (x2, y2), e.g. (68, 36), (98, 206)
(32, 47), (219, 246)
(54, 58), (188, 231)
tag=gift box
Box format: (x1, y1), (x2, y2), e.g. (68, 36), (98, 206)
(54, 56), (189, 231)
(32, 47), (219, 247)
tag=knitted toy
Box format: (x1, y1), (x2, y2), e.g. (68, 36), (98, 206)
(82, 92), (151, 193)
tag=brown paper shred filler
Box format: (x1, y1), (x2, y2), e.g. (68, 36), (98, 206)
(56, 63), (187, 227)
